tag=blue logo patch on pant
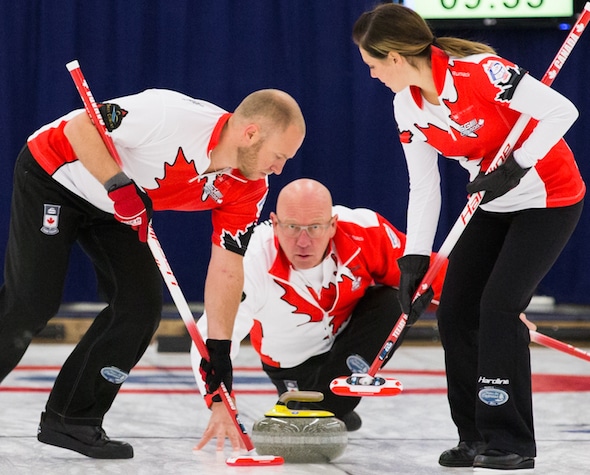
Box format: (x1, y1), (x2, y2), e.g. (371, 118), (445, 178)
(101, 366), (129, 384)
(478, 387), (509, 406)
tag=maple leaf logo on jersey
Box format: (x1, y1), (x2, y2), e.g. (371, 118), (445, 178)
(147, 147), (220, 211)
(415, 85), (487, 153)
(399, 128), (413, 144)
(275, 274), (355, 336)
(276, 281), (324, 323)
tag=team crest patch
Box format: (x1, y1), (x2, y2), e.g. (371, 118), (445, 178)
(41, 204), (61, 235)
(483, 60), (511, 84)
(483, 61), (526, 102)
(284, 380), (299, 391)
(478, 387), (509, 406)
(100, 366), (129, 384)
(98, 102), (128, 131)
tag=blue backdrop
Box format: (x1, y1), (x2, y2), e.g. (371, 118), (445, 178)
(1, 1), (589, 305)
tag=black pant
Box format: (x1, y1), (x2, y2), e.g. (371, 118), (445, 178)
(263, 285), (404, 419)
(437, 202), (583, 457)
(0, 146), (163, 425)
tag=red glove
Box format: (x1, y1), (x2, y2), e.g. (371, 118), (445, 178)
(107, 182), (152, 242)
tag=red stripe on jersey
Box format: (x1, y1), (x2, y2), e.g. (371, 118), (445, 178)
(206, 113), (231, 154)
(27, 120), (78, 175)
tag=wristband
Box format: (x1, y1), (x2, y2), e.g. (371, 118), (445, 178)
(104, 172), (132, 192)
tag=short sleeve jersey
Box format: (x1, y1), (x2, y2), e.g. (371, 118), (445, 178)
(27, 89), (268, 254)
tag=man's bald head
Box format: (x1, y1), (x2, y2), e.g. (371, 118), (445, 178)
(276, 178), (333, 218)
(272, 179), (337, 269)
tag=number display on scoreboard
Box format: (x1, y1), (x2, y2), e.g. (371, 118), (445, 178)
(403, 0), (573, 20)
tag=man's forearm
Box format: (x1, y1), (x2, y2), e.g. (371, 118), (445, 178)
(204, 245), (244, 340)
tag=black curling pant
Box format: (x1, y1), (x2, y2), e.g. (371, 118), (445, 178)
(263, 285), (405, 419)
(437, 202), (583, 457)
(0, 146), (163, 425)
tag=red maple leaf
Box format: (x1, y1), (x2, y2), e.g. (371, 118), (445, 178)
(399, 129), (413, 144)
(276, 281), (324, 323)
(412, 92), (486, 159)
(145, 148), (202, 211)
(275, 276), (354, 336)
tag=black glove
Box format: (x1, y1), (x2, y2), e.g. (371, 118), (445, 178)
(397, 255), (434, 326)
(199, 339), (233, 404)
(466, 154), (530, 205)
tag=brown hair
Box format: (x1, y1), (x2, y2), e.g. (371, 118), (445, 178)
(352, 3), (495, 63)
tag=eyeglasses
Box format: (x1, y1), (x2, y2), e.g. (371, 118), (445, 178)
(276, 218), (333, 238)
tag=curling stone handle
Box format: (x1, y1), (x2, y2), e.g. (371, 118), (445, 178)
(278, 391), (324, 404)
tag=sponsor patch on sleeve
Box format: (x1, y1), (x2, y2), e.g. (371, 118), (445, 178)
(98, 103), (128, 131)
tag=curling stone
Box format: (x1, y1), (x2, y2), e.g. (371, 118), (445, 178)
(252, 391), (348, 463)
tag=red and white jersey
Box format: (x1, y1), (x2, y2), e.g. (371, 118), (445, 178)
(396, 47), (585, 255)
(27, 89), (268, 253)
(196, 205), (446, 369)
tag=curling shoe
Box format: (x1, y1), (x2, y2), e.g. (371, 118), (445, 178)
(340, 411), (362, 432)
(37, 411), (133, 459)
(438, 440), (486, 467)
(473, 450), (534, 470)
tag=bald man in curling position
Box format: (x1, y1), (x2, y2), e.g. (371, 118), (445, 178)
(193, 178), (446, 450)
